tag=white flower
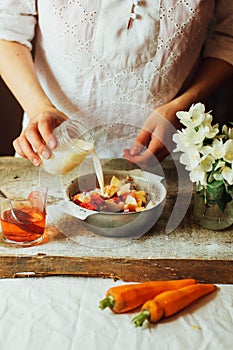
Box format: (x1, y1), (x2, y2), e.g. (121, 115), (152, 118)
(213, 171), (223, 181)
(200, 154), (215, 172)
(173, 126), (205, 152)
(175, 111), (192, 127)
(212, 139), (225, 159)
(203, 123), (219, 139)
(223, 139), (233, 164)
(172, 131), (191, 153)
(213, 161), (233, 184)
(184, 125), (206, 145)
(173, 103), (233, 189)
(201, 111), (213, 125)
(199, 145), (213, 156)
(228, 128), (233, 139)
(222, 165), (233, 185)
(176, 103), (205, 128)
(222, 125), (233, 139)
(215, 160), (225, 171)
(190, 166), (207, 187)
(179, 148), (201, 171)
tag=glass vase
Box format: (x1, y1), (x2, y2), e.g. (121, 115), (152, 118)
(194, 190), (233, 230)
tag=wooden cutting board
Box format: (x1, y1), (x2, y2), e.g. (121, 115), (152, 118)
(0, 157), (232, 283)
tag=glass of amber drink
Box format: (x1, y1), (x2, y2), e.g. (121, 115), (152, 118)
(0, 179), (48, 246)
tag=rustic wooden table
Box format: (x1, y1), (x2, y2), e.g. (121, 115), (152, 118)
(0, 156), (232, 283)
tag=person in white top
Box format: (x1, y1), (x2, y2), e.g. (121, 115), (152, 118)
(0, 0), (232, 167)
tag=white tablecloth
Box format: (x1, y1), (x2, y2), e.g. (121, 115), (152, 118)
(0, 277), (232, 350)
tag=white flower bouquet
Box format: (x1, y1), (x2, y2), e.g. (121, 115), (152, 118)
(173, 103), (233, 212)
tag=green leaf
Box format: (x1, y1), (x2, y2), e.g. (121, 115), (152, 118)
(206, 181), (233, 212)
(216, 191), (232, 212)
(206, 181), (224, 202)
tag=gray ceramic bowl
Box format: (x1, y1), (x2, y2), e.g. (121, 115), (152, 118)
(64, 169), (166, 238)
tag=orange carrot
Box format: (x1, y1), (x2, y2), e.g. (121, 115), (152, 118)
(99, 279), (196, 313)
(132, 283), (217, 327)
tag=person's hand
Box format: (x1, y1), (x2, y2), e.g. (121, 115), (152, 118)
(123, 102), (181, 168)
(13, 106), (68, 166)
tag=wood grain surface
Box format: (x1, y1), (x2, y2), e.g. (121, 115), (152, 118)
(0, 157), (232, 283)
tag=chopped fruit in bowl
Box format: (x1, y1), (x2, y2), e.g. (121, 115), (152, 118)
(72, 175), (149, 213)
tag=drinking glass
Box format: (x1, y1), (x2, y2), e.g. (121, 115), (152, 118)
(0, 179), (48, 246)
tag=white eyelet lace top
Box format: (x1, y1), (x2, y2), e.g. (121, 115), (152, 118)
(0, 0), (232, 130)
